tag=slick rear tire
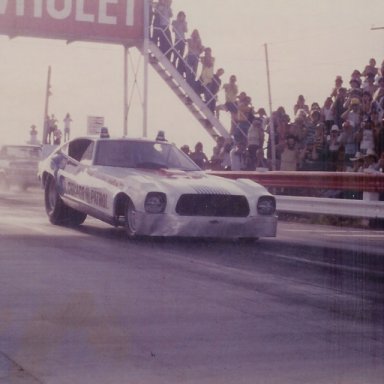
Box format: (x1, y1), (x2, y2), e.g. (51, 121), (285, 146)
(45, 175), (70, 225)
(68, 209), (87, 226)
(44, 176), (87, 226)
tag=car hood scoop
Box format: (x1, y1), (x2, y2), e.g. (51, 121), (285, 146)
(190, 185), (231, 195)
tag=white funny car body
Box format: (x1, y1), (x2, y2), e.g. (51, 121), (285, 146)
(38, 136), (277, 239)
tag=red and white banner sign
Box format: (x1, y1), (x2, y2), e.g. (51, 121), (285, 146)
(0, 0), (144, 45)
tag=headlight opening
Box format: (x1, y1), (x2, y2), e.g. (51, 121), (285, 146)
(257, 196), (276, 215)
(144, 192), (167, 214)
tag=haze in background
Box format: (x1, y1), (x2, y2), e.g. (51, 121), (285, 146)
(0, 0), (383, 154)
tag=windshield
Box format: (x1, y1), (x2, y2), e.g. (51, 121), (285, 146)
(94, 140), (201, 171)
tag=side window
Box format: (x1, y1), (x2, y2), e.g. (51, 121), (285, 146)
(68, 139), (93, 162)
(80, 142), (95, 165)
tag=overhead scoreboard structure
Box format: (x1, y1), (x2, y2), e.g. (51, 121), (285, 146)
(0, 0), (147, 141)
(0, 0), (145, 45)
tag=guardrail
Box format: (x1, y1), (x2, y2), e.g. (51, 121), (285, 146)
(208, 171), (384, 220)
(275, 195), (384, 219)
(208, 171), (384, 192)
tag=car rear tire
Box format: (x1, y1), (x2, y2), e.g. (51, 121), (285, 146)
(69, 209), (87, 226)
(44, 176), (87, 226)
(124, 200), (137, 238)
(45, 176), (68, 224)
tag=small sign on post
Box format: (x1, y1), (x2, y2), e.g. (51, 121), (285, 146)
(87, 116), (105, 135)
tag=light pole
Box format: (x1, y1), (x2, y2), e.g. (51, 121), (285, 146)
(123, 46), (128, 137)
(143, 0), (150, 138)
(42, 66), (51, 144)
(264, 43), (276, 170)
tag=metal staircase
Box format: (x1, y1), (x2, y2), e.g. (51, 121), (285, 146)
(145, 41), (231, 141)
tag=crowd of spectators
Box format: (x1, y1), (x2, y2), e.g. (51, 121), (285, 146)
(150, 2), (384, 174)
(181, 61), (384, 174)
(41, 113), (73, 146)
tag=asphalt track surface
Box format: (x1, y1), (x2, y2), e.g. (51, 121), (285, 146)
(0, 188), (383, 384)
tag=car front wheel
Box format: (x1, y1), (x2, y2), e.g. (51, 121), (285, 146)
(124, 200), (137, 238)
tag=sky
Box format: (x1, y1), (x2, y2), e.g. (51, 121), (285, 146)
(0, 0), (383, 154)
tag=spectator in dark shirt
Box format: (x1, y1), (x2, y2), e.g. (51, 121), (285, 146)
(330, 76), (344, 100)
(180, 144), (190, 156)
(332, 87), (347, 128)
(152, 0), (173, 59)
(205, 68), (224, 113)
(210, 136), (226, 170)
(184, 29), (204, 87)
(171, 11), (188, 73)
(362, 58), (378, 78)
(293, 95), (309, 116)
(190, 142), (209, 169)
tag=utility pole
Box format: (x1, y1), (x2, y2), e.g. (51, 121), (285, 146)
(123, 47), (128, 137)
(42, 66), (51, 144)
(264, 43), (276, 170)
(143, 0), (150, 138)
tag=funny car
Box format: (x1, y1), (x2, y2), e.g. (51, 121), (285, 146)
(38, 134), (277, 239)
(0, 144), (42, 190)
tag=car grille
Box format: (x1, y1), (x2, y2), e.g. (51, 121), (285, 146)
(176, 194), (250, 217)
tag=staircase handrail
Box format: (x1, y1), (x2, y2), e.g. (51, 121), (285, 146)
(148, 2), (251, 142)
(147, 41), (231, 139)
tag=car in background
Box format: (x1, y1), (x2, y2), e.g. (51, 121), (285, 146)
(0, 144), (42, 190)
(38, 134), (277, 239)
